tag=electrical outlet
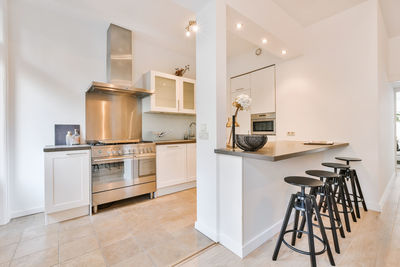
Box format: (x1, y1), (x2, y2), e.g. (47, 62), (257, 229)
(287, 131), (296, 136)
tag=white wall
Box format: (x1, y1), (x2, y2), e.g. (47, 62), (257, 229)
(142, 113), (195, 141)
(8, 0), (195, 217)
(195, 0), (227, 241)
(226, 0), (395, 210)
(0, 0), (10, 224)
(377, 2), (395, 201)
(276, 0), (393, 209)
(388, 36), (400, 82)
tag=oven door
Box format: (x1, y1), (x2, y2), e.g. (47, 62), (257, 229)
(132, 153), (156, 184)
(252, 119), (276, 135)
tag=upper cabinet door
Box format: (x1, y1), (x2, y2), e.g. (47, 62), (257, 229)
(250, 66), (275, 114)
(148, 71), (179, 113)
(143, 71), (196, 115)
(179, 77), (196, 114)
(230, 74), (251, 93)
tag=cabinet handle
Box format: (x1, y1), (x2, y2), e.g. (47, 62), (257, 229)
(236, 88), (245, 91)
(66, 152), (88, 156)
(167, 145), (179, 148)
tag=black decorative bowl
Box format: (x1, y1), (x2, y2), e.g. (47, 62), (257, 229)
(235, 134), (268, 151)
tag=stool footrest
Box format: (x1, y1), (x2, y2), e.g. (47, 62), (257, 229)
(282, 229), (327, 256)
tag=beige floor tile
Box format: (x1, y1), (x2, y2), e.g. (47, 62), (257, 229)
(60, 250), (106, 267)
(111, 251), (154, 267)
(94, 220), (131, 247)
(59, 224), (95, 244)
(59, 216), (91, 232)
(21, 224), (59, 242)
(0, 229), (21, 248)
(14, 233), (58, 259)
(132, 229), (174, 251)
(147, 238), (192, 267)
(101, 237), (142, 266)
(0, 262), (10, 267)
(59, 235), (99, 263)
(0, 244), (17, 264)
(10, 247), (58, 267)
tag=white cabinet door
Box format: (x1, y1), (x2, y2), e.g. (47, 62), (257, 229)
(231, 88), (251, 134)
(230, 74), (250, 93)
(45, 150), (90, 214)
(186, 143), (196, 181)
(179, 77), (196, 114)
(156, 144), (186, 188)
(250, 67), (275, 114)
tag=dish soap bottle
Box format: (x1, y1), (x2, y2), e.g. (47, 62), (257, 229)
(72, 129), (80, 145)
(66, 131), (73, 146)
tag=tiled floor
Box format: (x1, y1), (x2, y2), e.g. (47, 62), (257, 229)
(0, 188), (213, 267)
(179, 175), (400, 267)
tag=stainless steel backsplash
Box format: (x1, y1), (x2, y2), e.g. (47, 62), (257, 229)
(85, 92), (142, 142)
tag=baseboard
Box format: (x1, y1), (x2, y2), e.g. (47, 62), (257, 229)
(195, 220), (218, 242)
(242, 217), (294, 258)
(45, 206), (89, 225)
(219, 232), (243, 258)
(11, 206), (44, 219)
(378, 172), (397, 211)
(156, 181), (196, 197)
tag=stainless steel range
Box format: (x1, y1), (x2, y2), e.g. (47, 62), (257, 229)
(91, 142), (156, 213)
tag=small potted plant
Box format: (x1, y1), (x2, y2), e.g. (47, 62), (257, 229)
(227, 94), (251, 148)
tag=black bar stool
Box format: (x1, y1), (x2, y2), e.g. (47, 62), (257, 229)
(297, 170), (345, 254)
(322, 163), (357, 232)
(335, 157), (367, 218)
(272, 176), (335, 267)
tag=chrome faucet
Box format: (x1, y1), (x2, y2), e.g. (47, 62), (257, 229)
(189, 122), (196, 139)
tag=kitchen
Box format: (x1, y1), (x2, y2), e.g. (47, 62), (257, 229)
(1, 0), (400, 267)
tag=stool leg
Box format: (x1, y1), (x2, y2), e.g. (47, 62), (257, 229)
(326, 193), (340, 254)
(354, 170), (368, 212)
(305, 197), (317, 267)
(343, 180), (357, 222)
(291, 209), (300, 246)
(329, 185), (345, 239)
(339, 179), (351, 232)
(297, 212), (306, 238)
(273, 194), (296, 261)
(350, 170), (360, 218)
(311, 196), (336, 266)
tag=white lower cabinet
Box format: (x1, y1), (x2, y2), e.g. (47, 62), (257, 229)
(156, 143), (196, 196)
(44, 149), (91, 224)
(186, 143), (196, 181)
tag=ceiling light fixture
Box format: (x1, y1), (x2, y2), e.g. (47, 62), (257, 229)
(281, 49), (287, 55)
(185, 20), (198, 37)
(236, 23), (243, 29)
(262, 38), (268, 44)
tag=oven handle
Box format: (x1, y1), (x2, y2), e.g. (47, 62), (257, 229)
(92, 156), (133, 164)
(134, 153), (156, 160)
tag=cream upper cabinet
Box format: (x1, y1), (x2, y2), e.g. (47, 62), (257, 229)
(250, 66), (275, 114)
(143, 71), (195, 114)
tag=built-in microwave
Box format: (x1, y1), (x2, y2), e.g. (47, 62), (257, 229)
(251, 113), (276, 135)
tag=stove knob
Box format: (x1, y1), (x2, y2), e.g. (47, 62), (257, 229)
(107, 151), (112, 155)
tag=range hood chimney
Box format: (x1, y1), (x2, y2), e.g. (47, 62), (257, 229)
(87, 24), (152, 97)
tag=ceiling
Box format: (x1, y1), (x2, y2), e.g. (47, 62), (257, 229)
(227, 31), (257, 58)
(271, 0), (366, 27)
(380, 0), (400, 38)
(56, 0), (196, 56)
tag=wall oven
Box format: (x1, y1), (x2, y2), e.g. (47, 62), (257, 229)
(91, 143), (156, 213)
(251, 112), (276, 135)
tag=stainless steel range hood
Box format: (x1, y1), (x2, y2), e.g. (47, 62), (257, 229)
(87, 24), (152, 97)
(87, 81), (152, 98)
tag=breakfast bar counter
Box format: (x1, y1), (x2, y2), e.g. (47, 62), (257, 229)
(215, 141), (349, 161)
(204, 140), (349, 259)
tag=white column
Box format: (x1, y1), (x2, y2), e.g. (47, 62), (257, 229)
(195, 0), (227, 240)
(0, 0), (9, 225)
